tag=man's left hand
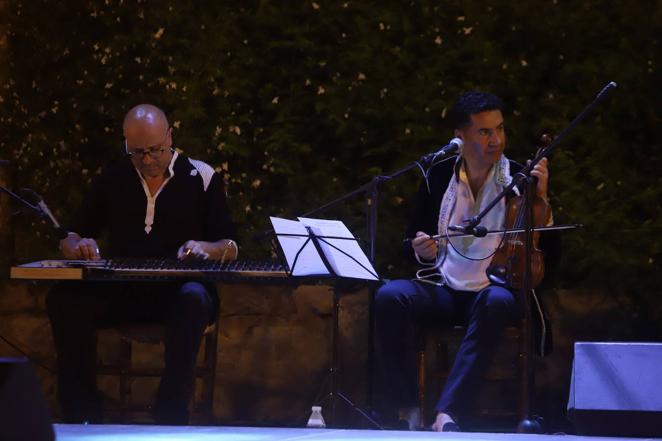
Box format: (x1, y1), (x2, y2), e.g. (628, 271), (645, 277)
(177, 240), (210, 260)
(529, 157), (550, 200)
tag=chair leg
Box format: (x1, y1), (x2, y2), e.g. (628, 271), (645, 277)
(119, 337), (132, 423)
(102, 324), (218, 424)
(200, 326), (218, 424)
(417, 347), (426, 425)
(417, 330), (452, 427)
(419, 327), (529, 429)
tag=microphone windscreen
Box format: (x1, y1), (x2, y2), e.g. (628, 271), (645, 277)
(449, 137), (463, 149)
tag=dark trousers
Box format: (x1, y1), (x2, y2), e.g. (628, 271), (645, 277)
(46, 280), (217, 424)
(374, 279), (520, 421)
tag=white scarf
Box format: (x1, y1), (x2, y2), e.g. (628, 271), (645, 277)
(416, 154), (516, 286)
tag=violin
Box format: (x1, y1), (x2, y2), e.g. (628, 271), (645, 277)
(486, 135), (553, 289)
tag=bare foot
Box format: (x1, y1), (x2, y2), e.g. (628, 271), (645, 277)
(431, 412), (456, 432)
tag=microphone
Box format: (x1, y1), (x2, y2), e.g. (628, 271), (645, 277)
(432, 137), (463, 158)
(448, 224), (488, 237)
(21, 189), (68, 239)
(36, 198), (69, 240)
(36, 199), (61, 230)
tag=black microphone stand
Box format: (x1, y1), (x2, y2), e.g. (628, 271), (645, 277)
(455, 81), (618, 433)
(0, 184), (66, 239)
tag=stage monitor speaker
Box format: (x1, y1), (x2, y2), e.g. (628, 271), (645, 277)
(568, 342), (662, 437)
(0, 358), (55, 441)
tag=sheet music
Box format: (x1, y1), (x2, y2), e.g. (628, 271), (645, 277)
(270, 216), (379, 280)
(269, 217), (329, 276)
(298, 217), (379, 281)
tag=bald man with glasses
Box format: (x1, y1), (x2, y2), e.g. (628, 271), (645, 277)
(47, 104), (237, 425)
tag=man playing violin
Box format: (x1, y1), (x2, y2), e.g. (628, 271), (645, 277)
(374, 92), (552, 431)
(47, 104), (237, 424)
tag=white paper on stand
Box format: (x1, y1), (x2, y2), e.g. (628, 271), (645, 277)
(269, 216), (379, 281)
(297, 217), (379, 281)
(269, 216), (328, 276)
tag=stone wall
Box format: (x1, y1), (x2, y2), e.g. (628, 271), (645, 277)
(1, 263), (645, 432)
(0, 277), (370, 426)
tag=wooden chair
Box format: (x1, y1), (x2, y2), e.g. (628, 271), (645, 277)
(97, 322), (218, 424)
(417, 321), (529, 430)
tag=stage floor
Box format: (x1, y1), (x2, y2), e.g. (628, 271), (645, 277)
(53, 424), (657, 441)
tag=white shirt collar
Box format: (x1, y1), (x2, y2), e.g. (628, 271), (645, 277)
(132, 150), (179, 234)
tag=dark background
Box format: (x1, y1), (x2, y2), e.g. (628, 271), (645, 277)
(1, 0), (660, 432)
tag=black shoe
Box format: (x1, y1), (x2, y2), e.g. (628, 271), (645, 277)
(442, 422), (461, 432)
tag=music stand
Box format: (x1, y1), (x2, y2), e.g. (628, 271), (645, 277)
(269, 217), (383, 428)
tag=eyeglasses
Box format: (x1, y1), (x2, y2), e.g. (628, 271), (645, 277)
(125, 128), (172, 159)
(126, 144), (169, 159)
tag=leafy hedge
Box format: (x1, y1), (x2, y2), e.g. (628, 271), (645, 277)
(1, 1), (660, 330)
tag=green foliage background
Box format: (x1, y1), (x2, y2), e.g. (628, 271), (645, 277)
(1, 1), (660, 333)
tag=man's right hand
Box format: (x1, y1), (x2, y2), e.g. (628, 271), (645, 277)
(59, 232), (101, 261)
(411, 231), (438, 261)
